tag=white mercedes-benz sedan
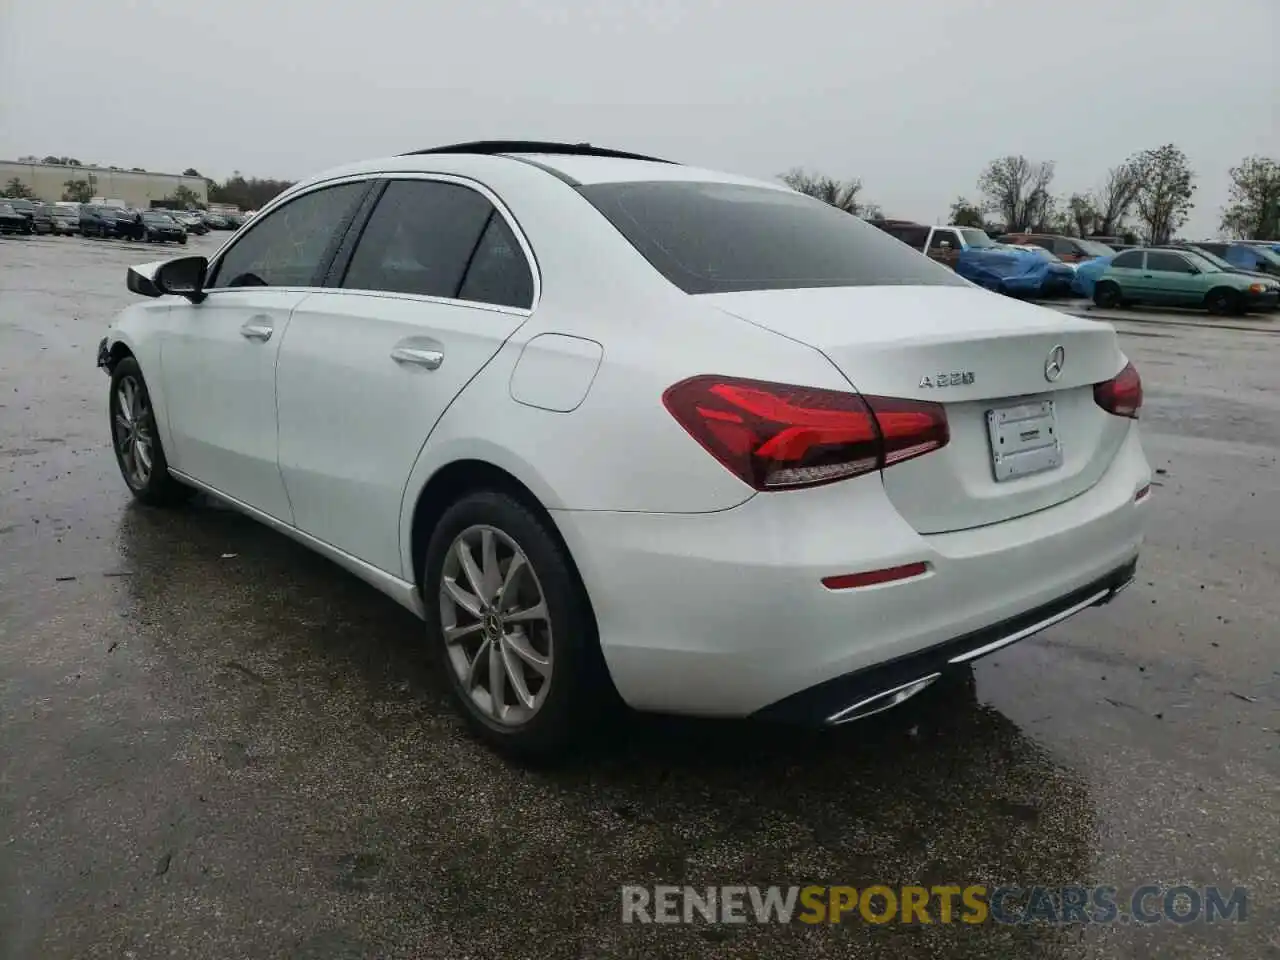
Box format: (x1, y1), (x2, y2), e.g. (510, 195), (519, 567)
(97, 141), (1150, 757)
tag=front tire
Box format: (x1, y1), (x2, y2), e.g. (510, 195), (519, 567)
(422, 490), (610, 760)
(1094, 281), (1122, 309)
(108, 358), (192, 506)
(1205, 288), (1239, 316)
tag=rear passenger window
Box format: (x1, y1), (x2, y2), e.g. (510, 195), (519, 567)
(341, 180), (494, 299)
(1111, 251), (1144, 269)
(457, 212), (534, 309)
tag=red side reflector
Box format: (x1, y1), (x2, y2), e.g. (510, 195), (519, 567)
(822, 561), (930, 591)
(1134, 484), (1151, 502)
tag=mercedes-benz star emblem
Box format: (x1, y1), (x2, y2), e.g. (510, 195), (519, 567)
(1044, 344), (1066, 382)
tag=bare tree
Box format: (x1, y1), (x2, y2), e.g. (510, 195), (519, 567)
(1131, 144), (1195, 244)
(780, 168), (870, 214)
(1091, 163), (1140, 236)
(977, 156), (1055, 232)
(1220, 156), (1280, 239)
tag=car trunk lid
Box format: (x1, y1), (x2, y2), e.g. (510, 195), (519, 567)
(702, 285), (1131, 533)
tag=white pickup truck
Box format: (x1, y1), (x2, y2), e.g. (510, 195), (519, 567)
(869, 221), (1003, 268)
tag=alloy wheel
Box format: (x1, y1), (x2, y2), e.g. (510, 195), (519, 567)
(439, 524), (553, 726)
(113, 375), (153, 488)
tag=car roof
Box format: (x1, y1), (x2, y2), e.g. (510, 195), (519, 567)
(307, 141), (787, 192)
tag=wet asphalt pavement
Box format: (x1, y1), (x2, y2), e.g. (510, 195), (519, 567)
(1, 232), (1277, 960)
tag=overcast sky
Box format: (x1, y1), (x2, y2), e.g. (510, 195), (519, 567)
(1, 0), (1275, 237)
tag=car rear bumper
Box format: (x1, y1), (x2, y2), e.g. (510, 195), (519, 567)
(552, 425), (1149, 719)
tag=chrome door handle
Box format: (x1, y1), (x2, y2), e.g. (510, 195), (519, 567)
(391, 345), (444, 370)
(240, 320), (273, 342)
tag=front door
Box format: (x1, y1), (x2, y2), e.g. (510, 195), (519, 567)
(1141, 250), (1201, 307)
(162, 290), (308, 520)
(160, 179), (372, 520)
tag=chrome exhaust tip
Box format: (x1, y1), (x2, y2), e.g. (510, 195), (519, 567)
(1095, 575), (1136, 606)
(825, 672), (942, 726)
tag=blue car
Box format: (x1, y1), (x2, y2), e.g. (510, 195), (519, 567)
(1189, 242), (1280, 279)
(1071, 256), (1114, 298)
(955, 244), (1075, 298)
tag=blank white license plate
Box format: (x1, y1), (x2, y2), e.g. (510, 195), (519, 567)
(986, 399), (1063, 482)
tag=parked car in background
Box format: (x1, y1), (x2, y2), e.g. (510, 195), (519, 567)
(221, 212), (246, 229)
(171, 211), (208, 235)
(202, 211), (231, 230)
(6, 197), (38, 226)
(0, 201), (34, 234)
(868, 220), (998, 268)
(1185, 241), (1280, 278)
(79, 205), (114, 238)
(50, 204), (81, 235)
(139, 210), (187, 244)
(998, 234), (1117, 263)
(970, 243), (1077, 297)
(1155, 246), (1278, 303)
(106, 207), (143, 241)
(1094, 248), (1279, 315)
(30, 203), (58, 235)
(1071, 255), (1114, 299)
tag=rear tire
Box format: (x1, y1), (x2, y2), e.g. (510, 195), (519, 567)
(1094, 281), (1122, 309)
(108, 358), (193, 507)
(1205, 288), (1238, 316)
(421, 489), (611, 761)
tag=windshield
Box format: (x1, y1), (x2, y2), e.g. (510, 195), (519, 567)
(1250, 246), (1280, 266)
(1078, 239), (1117, 257)
(143, 212), (173, 222)
(577, 181), (967, 294)
(10, 199), (34, 209)
(0, 203), (15, 214)
(960, 229), (995, 248)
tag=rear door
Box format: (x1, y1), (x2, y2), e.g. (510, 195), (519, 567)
(275, 176), (537, 574)
(1106, 249), (1147, 299)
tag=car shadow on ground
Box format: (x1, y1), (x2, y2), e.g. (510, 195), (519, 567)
(103, 495), (1100, 957)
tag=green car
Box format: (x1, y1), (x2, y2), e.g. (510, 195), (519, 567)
(1094, 247), (1280, 315)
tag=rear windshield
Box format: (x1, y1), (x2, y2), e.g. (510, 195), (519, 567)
(577, 181), (967, 294)
(1078, 239), (1117, 257)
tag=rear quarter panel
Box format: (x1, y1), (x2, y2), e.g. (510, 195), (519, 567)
(394, 158), (852, 580)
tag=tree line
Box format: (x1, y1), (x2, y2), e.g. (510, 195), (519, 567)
(782, 148), (1279, 243)
(9, 150), (1279, 240)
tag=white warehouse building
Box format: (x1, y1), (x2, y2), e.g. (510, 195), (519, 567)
(0, 160), (208, 208)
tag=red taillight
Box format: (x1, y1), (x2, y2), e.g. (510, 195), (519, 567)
(662, 375), (949, 491)
(1094, 361), (1142, 419)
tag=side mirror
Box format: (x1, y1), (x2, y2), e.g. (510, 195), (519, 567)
(155, 256), (209, 303)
